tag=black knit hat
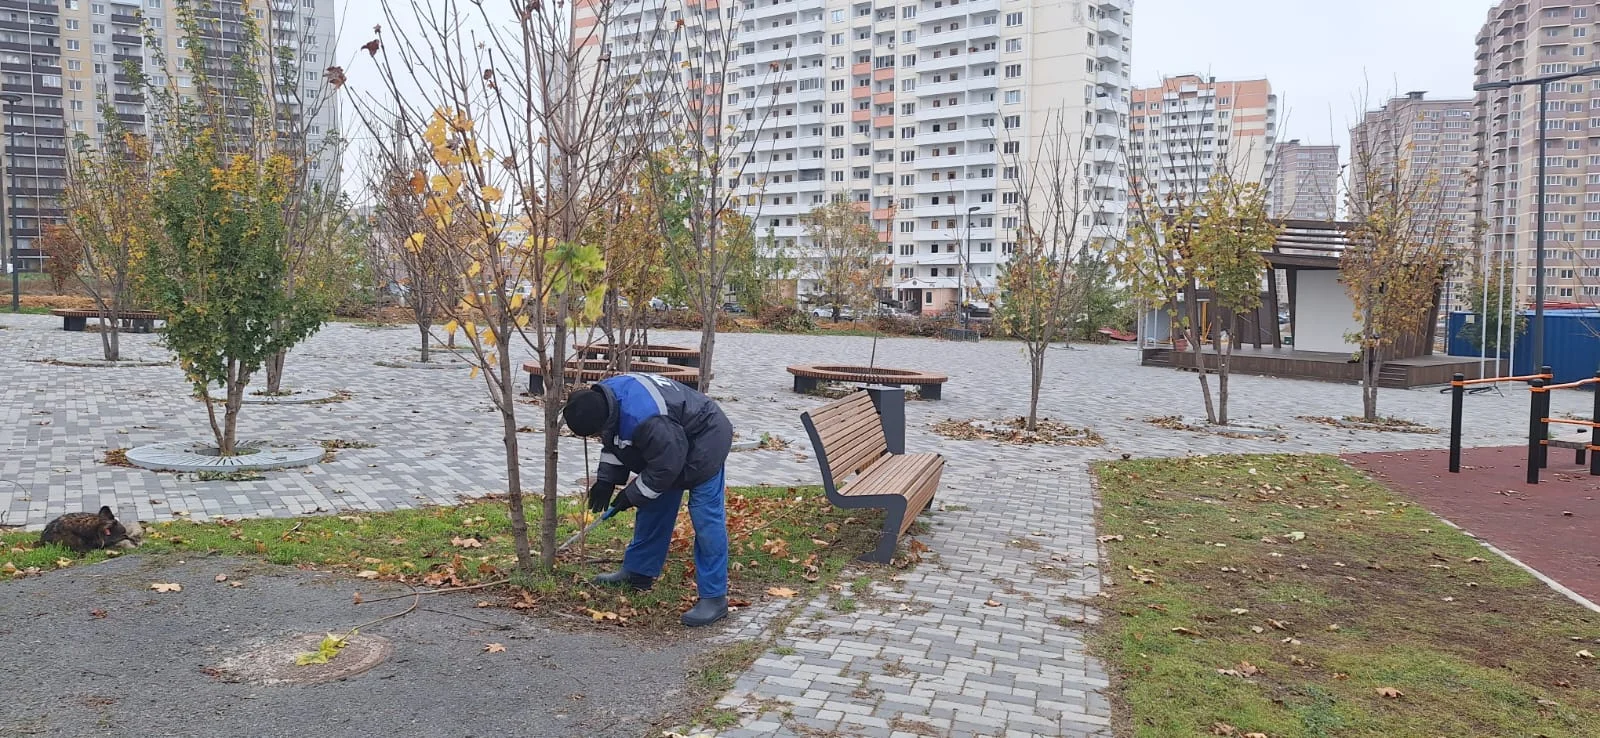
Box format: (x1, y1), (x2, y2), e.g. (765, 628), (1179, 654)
(562, 387), (609, 437)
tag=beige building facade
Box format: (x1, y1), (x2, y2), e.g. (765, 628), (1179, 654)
(1350, 91), (1474, 314)
(1475, 0), (1600, 309)
(1269, 139), (1338, 221)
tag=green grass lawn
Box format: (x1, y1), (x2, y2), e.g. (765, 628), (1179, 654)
(1094, 454), (1600, 738)
(2, 486), (879, 629)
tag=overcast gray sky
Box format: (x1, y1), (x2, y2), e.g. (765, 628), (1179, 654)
(1134, 0), (1488, 153)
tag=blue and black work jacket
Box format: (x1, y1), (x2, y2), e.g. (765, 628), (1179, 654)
(592, 373), (733, 506)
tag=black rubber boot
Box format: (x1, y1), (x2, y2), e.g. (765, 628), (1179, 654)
(592, 569), (654, 591)
(680, 596), (729, 627)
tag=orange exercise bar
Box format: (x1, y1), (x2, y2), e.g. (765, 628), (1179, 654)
(1543, 417), (1599, 427)
(1542, 377), (1600, 392)
(1453, 373), (1553, 387)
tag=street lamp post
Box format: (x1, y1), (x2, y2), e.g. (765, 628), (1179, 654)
(960, 204), (979, 333)
(1474, 64), (1600, 370)
(1, 93), (20, 313)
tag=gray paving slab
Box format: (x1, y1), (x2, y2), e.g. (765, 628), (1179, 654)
(2, 313), (1580, 737)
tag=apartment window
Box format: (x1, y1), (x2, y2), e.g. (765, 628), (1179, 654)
(830, 102), (845, 114)
(1005, 39), (1021, 53)
(831, 9), (843, 21)
(65, 40), (78, 51)
(1002, 115), (1020, 129)
(65, 0), (78, 8)
(1004, 90), (1020, 104)
(65, 20), (78, 30)
(66, 60), (80, 71)
(91, 3), (105, 13)
(92, 23), (105, 34)
(830, 79), (844, 92)
(68, 79), (81, 91)
(1004, 12), (1023, 26)
(1004, 63), (1021, 79)
(901, 6), (916, 18)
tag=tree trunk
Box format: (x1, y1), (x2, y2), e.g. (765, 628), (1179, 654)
(1026, 345), (1045, 431)
(697, 303), (717, 392)
(1363, 345), (1381, 421)
(219, 359), (246, 456)
(418, 323), (431, 364)
(541, 302), (572, 569)
(265, 349), (287, 394)
(497, 340), (535, 574)
(1217, 335), (1231, 426)
(1183, 288), (1217, 424)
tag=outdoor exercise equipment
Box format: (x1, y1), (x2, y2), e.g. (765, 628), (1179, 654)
(1448, 368), (1551, 473)
(1523, 372), (1600, 484)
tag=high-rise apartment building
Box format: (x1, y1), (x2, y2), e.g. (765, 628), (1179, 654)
(1350, 91), (1474, 313)
(1269, 139), (1338, 220)
(590, 0), (1133, 315)
(0, 0), (337, 273)
(1129, 76), (1277, 201)
(1475, 0), (1600, 309)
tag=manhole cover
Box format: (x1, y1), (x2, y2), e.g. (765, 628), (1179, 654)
(209, 633), (392, 685)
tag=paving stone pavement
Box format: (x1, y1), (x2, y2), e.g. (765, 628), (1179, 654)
(2, 313), (1585, 738)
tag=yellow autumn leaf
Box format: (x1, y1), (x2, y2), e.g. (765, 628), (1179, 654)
(766, 587), (797, 598)
(466, 261), (482, 278)
(509, 294), (524, 311)
(443, 320), (459, 336)
(515, 314), (530, 328)
(405, 232), (425, 252)
(481, 185), (503, 202)
(469, 365), (481, 380)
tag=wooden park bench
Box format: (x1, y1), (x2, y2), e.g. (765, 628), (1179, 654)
(575, 343), (701, 368)
(50, 308), (161, 334)
(800, 387), (944, 563)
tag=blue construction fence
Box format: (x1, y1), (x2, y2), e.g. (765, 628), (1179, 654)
(1446, 308), (1600, 385)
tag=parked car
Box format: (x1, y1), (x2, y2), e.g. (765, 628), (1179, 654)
(809, 305), (856, 321)
(721, 302), (747, 314)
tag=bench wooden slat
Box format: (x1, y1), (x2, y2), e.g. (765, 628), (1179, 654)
(800, 389), (943, 564)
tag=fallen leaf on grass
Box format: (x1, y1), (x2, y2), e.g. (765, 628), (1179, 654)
(1538, 698), (1559, 707)
(1283, 531), (1305, 542)
(1577, 649), (1595, 659)
(150, 582), (181, 593)
(1243, 733), (1268, 738)
(1229, 608), (1249, 615)
(1250, 626), (1265, 634)
(1266, 618), (1289, 631)
(1171, 627), (1201, 636)
(214, 574), (228, 582)
(766, 587), (797, 599)
(484, 643), (506, 653)
(355, 570), (380, 579)
(1209, 722), (1237, 736)
(1466, 556), (1486, 564)
(228, 581), (243, 588)
(1375, 687), (1403, 698)
(451, 536), (484, 549)
(1097, 534), (1124, 543)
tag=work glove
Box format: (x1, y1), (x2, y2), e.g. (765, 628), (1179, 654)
(610, 481), (648, 512)
(587, 480), (615, 513)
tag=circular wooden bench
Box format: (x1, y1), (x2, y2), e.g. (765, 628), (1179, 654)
(523, 359), (700, 395)
(786, 364), (949, 400)
(574, 343), (701, 368)
(50, 308), (162, 334)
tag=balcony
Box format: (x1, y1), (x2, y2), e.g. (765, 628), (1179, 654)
(1098, 15), (1128, 39)
(965, 49), (999, 67)
(1095, 69), (1125, 87)
(916, 126), (980, 146)
(914, 79), (968, 98)
(917, 1), (971, 25)
(873, 114), (894, 128)
(1092, 122), (1124, 139)
(1096, 44), (1128, 63)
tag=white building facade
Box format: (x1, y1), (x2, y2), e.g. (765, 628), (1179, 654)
(594, 0), (1133, 315)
